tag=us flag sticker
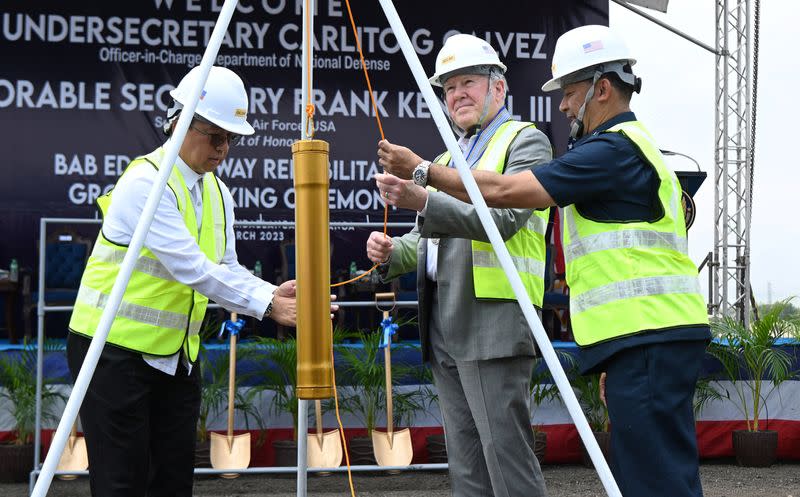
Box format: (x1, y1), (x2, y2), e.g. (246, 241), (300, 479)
(582, 40), (604, 53)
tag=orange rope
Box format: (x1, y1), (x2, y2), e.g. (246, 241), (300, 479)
(330, 0), (392, 289)
(300, 0), (410, 482)
(329, 330), (356, 495)
(301, 0), (385, 289)
(343, 0), (385, 141)
(300, 1), (393, 493)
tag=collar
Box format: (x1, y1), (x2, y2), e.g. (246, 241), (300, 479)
(458, 107), (513, 165)
(464, 124), (481, 139)
(573, 111), (637, 147)
(475, 106), (513, 136)
(164, 139), (204, 191)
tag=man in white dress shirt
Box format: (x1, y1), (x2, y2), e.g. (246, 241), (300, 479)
(67, 66), (308, 497)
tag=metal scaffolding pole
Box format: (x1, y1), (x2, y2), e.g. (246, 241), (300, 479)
(713, 0), (753, 326)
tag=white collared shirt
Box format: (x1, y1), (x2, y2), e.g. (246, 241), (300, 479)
(102, 140), (276, 375)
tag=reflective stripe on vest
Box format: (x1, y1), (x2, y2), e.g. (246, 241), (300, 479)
(76, 285), (199, 334)
(562, 121), (708, 346)
(438, 121), (549, 306)
(90, 243), (174, 280)
(69, 148), (226, 361)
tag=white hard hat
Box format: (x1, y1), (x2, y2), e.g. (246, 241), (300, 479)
(428, 34), (507, 87)
(542, 25), (637, 92)
(169, 66), (255, 135)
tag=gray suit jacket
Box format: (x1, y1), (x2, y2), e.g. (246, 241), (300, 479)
(383, 125), (553, 362)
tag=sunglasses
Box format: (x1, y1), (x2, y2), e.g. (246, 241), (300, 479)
(190, 119), (242, 147)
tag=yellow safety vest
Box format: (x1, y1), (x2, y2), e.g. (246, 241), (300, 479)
(437, 121), (549, 306)
(562, 121), (708, 347)
(69, 148), (226, 361)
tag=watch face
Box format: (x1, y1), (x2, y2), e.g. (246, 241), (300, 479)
(414, 168), (425, 184)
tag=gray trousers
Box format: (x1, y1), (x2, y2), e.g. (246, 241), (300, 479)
(429, 302), (548, 497)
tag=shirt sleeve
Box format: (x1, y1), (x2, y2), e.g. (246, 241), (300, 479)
(531, 134), (625, 207)
(102, 166), (276, 320)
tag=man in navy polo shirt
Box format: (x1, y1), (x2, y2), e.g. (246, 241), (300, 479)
(377, 25), (710, 497)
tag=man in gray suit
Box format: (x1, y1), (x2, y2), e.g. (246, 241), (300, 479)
(366, 34), (551, 497)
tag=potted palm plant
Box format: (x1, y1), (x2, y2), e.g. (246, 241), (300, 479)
(0, 342), (66, 482)
(571, 371), (610, 468)
(334, 328), (423, 465)
(707, 299), (798, 467)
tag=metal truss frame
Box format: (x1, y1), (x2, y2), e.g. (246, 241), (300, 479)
(713, 0), (753, 326)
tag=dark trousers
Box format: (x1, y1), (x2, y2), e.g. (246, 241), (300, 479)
(67, 333), (201, 497)
(605, 340), (707, 497)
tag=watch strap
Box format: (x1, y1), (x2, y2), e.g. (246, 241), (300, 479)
(264, 300), (274, 318)
(413, 160), (432, 187)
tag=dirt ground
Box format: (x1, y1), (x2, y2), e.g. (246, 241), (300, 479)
(4, 461), (800, 496)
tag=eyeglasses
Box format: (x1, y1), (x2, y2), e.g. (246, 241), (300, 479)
(190, 124), (242, 147)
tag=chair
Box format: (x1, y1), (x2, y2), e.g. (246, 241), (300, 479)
(278, 239), (296, 282)
(23, 229), (93, 339)
(392, 271), (417, 304)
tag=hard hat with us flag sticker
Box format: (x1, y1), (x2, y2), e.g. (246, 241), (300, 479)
(543, 25), (638, 92)
(169, 65), (255, 136)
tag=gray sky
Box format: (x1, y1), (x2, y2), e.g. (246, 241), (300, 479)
(609, 0), (798, 304)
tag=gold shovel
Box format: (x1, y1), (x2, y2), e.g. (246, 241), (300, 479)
(307, 399), (343, 470)
(55, 421), (88, 480)
(210, 313), (251, 478)
(371, 293), (413, 468)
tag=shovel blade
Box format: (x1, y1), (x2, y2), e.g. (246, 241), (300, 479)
(307, 429), (343, 469)
(209, 432), (251, 478)
(56, 436), (88, 480)
(372, 428), (413, 467)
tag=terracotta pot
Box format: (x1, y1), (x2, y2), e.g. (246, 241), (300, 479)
(425, 433), (447, 464)
(348, 437), (377, 466)
(533, 430), (547, 466)
(273, 439), (298, 467)
(580, 431), (611, 469)
(0, 442), (35, 483)
(732, 429), (778, 467)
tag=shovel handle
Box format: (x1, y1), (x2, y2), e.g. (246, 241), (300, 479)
(69, 422), (78, 450)
(383, 310), (394, 437)
(375, 292), (396, 313)
(227, 313), (238, 445)
(315, 400), (324, 442)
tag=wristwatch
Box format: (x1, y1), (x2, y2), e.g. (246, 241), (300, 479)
(412, 160), (431, 187)
(264, 300), (274, 318)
